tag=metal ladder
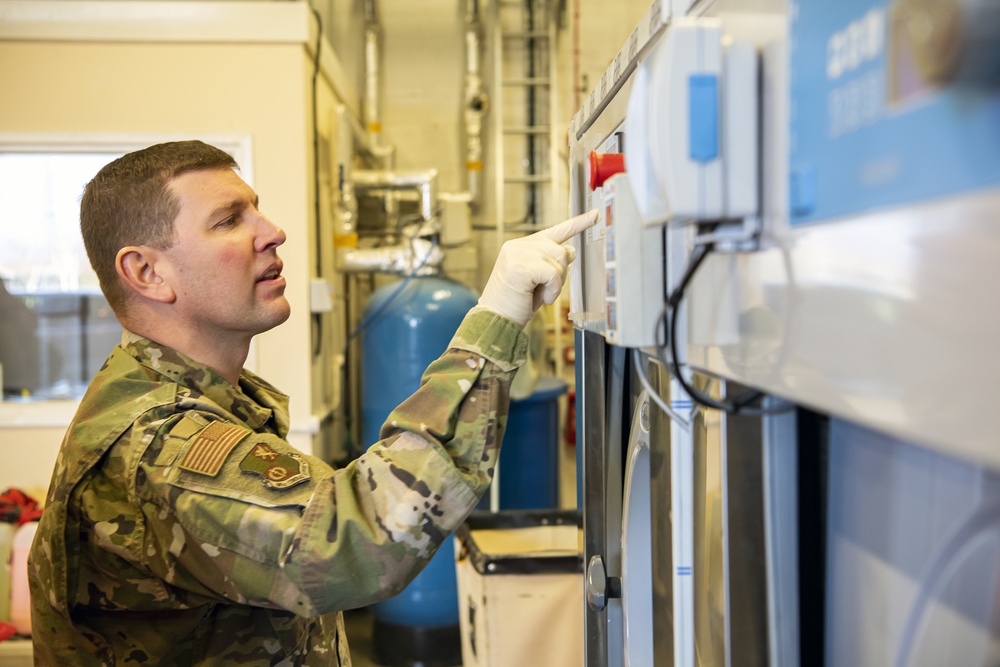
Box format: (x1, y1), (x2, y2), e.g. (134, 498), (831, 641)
(491, 0), (558, 235)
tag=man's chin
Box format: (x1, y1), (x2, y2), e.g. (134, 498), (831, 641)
(253, 301), (291, 335)
(268, 302), (292, 329)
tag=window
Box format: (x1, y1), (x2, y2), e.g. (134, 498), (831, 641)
(0, 135), (254, 403)
(0, 152), (122, 400)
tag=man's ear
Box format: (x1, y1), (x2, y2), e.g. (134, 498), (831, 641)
(116, 246), (176, 304)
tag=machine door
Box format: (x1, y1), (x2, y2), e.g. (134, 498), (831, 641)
(581, 330), (624, 667)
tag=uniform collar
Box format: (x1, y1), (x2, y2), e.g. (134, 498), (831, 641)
(120, 330), (290, 436)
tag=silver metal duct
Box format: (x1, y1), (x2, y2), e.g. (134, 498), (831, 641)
(353, 168), (439, 222)
(337, 222), (443, 276)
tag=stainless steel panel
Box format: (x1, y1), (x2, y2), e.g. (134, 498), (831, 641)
(684, 378), (772, 667)
(646, 355), (675, 667)
(581, 328), (622, 667)
(601, 344), (629, 667)
(762, 405), (801, 667)
(585, 343), (686, 667)
(692, 383), (726, 666)
(722, 393), (769, 667)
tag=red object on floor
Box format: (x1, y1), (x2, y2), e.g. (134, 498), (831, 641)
(0, 488), (42, 525)
(0, 621), (17, 642)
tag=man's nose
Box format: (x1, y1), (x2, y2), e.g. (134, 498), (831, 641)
(256, 214), (286, 252)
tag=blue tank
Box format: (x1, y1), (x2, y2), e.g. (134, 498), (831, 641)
(360, 275), (478, 636)
(499, 376), (567, 510)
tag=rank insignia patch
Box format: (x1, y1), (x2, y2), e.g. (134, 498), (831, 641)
(240, 442), (311, 489)
(177, 421), (250, 477)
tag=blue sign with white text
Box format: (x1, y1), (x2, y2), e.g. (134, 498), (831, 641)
(788, 0), (1000, 225)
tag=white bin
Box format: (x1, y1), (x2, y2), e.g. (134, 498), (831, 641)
(454, 510), (583, 667)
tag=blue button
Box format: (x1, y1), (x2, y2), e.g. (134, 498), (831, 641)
(689, 74), (719, 163)
(791, 166), (817, 217)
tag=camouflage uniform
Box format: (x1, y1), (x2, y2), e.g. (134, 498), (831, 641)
(28, 307), (526, 666)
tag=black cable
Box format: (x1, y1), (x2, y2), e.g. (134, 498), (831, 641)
(665, 241), (790, 416)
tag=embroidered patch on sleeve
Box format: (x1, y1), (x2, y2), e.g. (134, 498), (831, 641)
(177, 421), (250, 477)
(240, 442), (311, 489)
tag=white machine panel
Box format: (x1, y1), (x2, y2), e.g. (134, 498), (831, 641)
(570, 15), (764, 342)
(601, 174), (666, 348)
(624, 18), (760, 227)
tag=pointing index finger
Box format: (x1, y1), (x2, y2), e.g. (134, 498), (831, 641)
(541, 209), (599, 244)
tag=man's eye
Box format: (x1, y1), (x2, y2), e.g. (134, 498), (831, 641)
(216, 216), (237, 228)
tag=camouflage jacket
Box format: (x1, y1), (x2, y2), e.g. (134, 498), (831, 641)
(28, 307), (525, 666)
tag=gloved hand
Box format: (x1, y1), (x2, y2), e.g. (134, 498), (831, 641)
(478, 209), (599, 327)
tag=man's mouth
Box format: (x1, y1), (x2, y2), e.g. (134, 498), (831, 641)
(258, 266), (283, 282)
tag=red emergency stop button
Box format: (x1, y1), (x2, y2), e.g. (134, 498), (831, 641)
(588, 151), (626, 190)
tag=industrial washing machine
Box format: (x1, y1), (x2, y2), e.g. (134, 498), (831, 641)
(576, 330), (777, 667)
(569, 2), (785, 665)
(569, 0), (1000, 665)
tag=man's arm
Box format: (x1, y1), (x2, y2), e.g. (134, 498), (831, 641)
(135, 212), (598, 614)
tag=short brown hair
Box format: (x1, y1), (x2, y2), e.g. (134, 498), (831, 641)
(81, 140), (238, 313)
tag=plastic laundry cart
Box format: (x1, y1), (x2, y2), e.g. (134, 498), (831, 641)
(454, 509), (584, 667)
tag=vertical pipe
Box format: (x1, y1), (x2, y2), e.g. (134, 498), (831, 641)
(572, 0), (581, 111)
(362, 0), (398, 225)
(490, 0), (505, 511)
(492, 0), (506, 279)
(526, 0), (538, 227)
(550, 0), (563, 382)
(464, 0), (486, 209)
(364, 0), (381, 148)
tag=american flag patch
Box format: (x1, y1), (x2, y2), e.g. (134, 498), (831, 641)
(177, 421), (249, 477)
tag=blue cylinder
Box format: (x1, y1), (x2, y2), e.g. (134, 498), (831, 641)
(498, 376), (567, 510)
(360, 275), (478, 629)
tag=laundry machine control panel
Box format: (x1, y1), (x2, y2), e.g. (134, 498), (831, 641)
(601, 174), (666, 349)
(571, 134), (669, 349)
(570, 14), (768, 338)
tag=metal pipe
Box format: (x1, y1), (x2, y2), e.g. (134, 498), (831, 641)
(353, 168), (439, 222)
(364, 0), (382, 148)
(464, 0), (487, 209)
(338, 219), (443, 276)
(337, 239), (442, 276)
(491, 0), (505, 279)
(334, 105), (357, 241)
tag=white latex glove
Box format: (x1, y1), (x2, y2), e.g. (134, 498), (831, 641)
(478, 209), (599, 327)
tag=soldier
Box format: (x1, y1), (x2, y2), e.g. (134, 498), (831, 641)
(27, 140), (597, 665)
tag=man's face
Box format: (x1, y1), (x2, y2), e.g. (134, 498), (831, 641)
(159, 167), (290, 342)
